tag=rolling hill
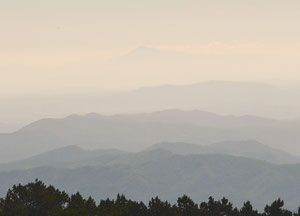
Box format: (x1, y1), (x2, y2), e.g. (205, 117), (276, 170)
(0, 150), (300, 210)
(149, 141), (300, 164)
(1, 110), (300, 162)
(2, 139), (299, 173)
(0, 145), (127, 172)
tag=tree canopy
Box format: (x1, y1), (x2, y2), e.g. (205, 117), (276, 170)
(0, 180), (299, 216)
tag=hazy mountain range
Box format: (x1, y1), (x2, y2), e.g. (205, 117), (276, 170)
(3, 0), (300, 212)
(149, 141), (300, 164)
(1, 107), (300, 210)
(1, 145), (300, 210)
(2, 80), (300, 133)
(1, 109), (300, 162)
(1, 139), (299, 172)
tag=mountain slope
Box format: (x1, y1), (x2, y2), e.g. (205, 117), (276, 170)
(209, 140), (300, 164)
(109, 109), (289, 128)
(96, 81), (300, 118)
(2, 81), (300, 133)
(149, 141), (300, 164)
(1, 110), (300, 162)
(1, 139), (298, 173)
(0, 151), (300, 210)
(0, 145), (126, 172)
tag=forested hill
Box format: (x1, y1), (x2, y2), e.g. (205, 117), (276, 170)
(1, 150), (300, 210)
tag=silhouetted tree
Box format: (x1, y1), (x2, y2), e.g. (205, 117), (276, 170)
(149, 196), (175, 216)
(200, 196), (220, 216)
(61, 192), (97, 216)
(177, 195), (199, 216)
(264, 199), (292, 216)
(125, 199), (148, 216)
(0, 198), (4, 216)
(0, 179), (68, 216)
(97, 198), (120, 216)
(240, 201), (259, 216)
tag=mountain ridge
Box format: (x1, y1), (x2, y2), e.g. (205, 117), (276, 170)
(0, 150), (300, 210)
(1, 139), (299, 173)
(1, 109), (300, 163)
(149, 141), (300, 164)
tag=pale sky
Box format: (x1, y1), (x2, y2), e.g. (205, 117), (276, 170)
(1, 0), (300, 97)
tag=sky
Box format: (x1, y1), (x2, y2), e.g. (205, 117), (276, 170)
(1, 0), (300, 97)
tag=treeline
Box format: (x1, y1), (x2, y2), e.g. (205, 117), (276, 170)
(0, 180), (299, 216)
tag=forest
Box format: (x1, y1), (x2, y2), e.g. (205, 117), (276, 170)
(0, 180), (299, 216)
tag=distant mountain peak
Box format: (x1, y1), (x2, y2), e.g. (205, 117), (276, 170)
(126, 46), (164, 58)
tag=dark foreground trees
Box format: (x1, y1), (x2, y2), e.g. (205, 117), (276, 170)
(0, 180), (299, 216)
(0, 180), (68, 216)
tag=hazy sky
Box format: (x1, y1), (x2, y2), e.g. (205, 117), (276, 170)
(1, 0), (300, 96)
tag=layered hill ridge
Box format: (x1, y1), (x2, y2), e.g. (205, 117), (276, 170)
(1, 109), (300, 163)
(1, 148), (300, 210)
(1, 140), (299, 173)
(2, 81), (300, 133)
(0, 145), (127, 172)
(149, 141), (300, 164)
